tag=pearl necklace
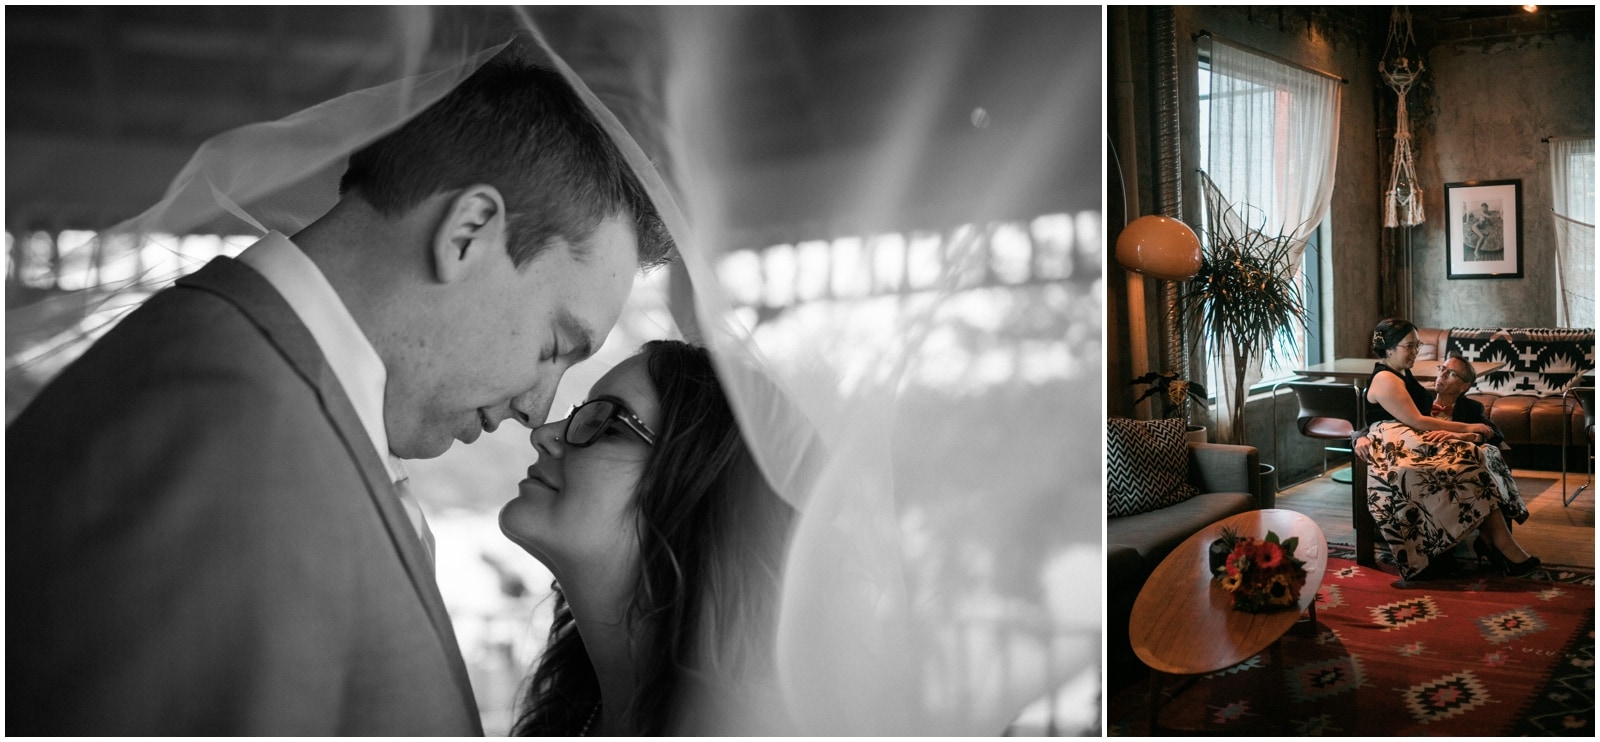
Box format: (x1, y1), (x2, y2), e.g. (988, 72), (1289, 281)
(579, 704), (601, 737)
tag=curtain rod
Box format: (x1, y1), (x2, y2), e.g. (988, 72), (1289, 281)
(1193, 30), (1349, 85)
(1543, 135), (1593, 143)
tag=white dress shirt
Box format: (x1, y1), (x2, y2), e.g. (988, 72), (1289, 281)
(236, 232), (434, 563)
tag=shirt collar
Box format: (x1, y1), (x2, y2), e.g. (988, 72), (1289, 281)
(237, 232), (407, 483)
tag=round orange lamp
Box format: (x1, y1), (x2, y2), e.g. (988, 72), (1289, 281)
(1115, 214), (1202, 281)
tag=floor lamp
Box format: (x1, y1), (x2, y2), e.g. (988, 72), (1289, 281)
(1116, 214), (1202, 421)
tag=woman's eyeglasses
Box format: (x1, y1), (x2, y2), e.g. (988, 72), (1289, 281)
(563, 398), (657, 447)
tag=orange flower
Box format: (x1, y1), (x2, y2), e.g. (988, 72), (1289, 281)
(1256, 541), (1285, 569)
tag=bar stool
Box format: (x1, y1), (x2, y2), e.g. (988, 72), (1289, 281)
(1563, 385), (1594, 506)
(1286, 382), (1360, 480)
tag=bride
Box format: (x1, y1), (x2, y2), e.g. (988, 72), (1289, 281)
(500, 340), (799, 735)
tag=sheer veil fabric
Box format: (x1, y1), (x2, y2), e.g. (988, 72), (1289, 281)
(81, 7), (1101, 734)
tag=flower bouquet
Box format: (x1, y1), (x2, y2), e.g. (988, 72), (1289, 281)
(1214, 530), (1307, 613)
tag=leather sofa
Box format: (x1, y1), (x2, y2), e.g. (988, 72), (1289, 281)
(1107, 442), (1262, 669)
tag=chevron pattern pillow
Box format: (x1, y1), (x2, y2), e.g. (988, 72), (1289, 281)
(1107, 417), (1198, 518)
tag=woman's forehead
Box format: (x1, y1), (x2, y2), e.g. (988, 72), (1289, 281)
(588, 354), (661, 421)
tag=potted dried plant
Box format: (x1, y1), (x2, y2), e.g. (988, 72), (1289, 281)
(1181, 195), (1310, 446)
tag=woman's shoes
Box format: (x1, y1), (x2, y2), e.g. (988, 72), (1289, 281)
(1503, 554), (1542, 577)
(1473, 536), (1541, 577)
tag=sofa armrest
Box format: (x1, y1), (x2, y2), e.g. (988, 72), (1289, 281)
(1187, 442), (1261, 506)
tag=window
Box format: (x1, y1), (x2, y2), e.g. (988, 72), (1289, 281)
(714, 212), (1099, 394)
(6, 230), (256, 380)
(1551, 137), (1595, 327)
(1197, 44), (1340, 392)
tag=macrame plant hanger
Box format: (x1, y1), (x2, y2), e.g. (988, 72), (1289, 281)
(1380, 6), (1425, 318)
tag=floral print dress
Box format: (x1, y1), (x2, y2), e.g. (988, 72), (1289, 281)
(1363, 365), (1528, 578)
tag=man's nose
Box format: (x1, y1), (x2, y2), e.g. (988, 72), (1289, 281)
(510, 387), (556, 429)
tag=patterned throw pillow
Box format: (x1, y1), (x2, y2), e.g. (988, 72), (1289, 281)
(1107, 417), (1199, 518)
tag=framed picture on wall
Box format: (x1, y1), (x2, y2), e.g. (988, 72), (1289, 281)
(1445, 179), (1523, 279)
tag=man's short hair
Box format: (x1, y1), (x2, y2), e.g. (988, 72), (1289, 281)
(340, 56), (674, 270)
(1446, 352), (1477, 386)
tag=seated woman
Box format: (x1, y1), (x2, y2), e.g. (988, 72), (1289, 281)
(499, 339), (799, 735)
(1357, 318), (1537, 580)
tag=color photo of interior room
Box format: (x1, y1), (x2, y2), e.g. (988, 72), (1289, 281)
(1105, 5), (1594, 736)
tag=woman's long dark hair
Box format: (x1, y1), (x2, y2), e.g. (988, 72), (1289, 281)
(512, 340), (797, 735)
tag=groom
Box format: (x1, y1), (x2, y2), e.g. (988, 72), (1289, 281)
(6, 57), (672, 734)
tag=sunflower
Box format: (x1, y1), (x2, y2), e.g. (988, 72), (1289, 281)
(1267, 572), (1297, 605)
(1220, 572), (1243, 592)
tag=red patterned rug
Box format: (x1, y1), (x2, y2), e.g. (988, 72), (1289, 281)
(1108, 555), (1595, 736)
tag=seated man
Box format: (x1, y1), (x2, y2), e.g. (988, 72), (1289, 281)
(1427, 352), (1507, 448)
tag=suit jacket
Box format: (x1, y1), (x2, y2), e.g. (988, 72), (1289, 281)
(1448, 394), (1506, 447)
(6, 257), (483, 735)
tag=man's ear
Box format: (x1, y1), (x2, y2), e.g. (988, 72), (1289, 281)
(432, 184), (506, 284)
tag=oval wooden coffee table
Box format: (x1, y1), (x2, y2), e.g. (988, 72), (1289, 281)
(1129, 508), (1328, 733)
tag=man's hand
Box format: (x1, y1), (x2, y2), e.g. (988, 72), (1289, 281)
(1420, 429), (1458, 443)
(1353, 435), (1372, 463)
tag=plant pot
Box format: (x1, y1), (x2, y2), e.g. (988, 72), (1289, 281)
(1259, 463), (1277, 509)
(1186, 425), (1208, 444)
(1208, 538), (1231, 575)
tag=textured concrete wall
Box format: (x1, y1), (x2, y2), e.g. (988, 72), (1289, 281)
(1410, 20), (1595, 328)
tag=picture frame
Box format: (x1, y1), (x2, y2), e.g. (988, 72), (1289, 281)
(1445, 179), (1523, 279)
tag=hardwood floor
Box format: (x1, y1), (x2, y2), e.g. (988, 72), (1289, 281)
(1275, 464), (1597, 571)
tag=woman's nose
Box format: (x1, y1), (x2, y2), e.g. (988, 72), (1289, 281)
(530, 420), (565, 459)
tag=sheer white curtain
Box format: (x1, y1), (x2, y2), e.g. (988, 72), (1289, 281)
(1203, 38), (1341, 443)
(1550, 137), (1594, 328)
